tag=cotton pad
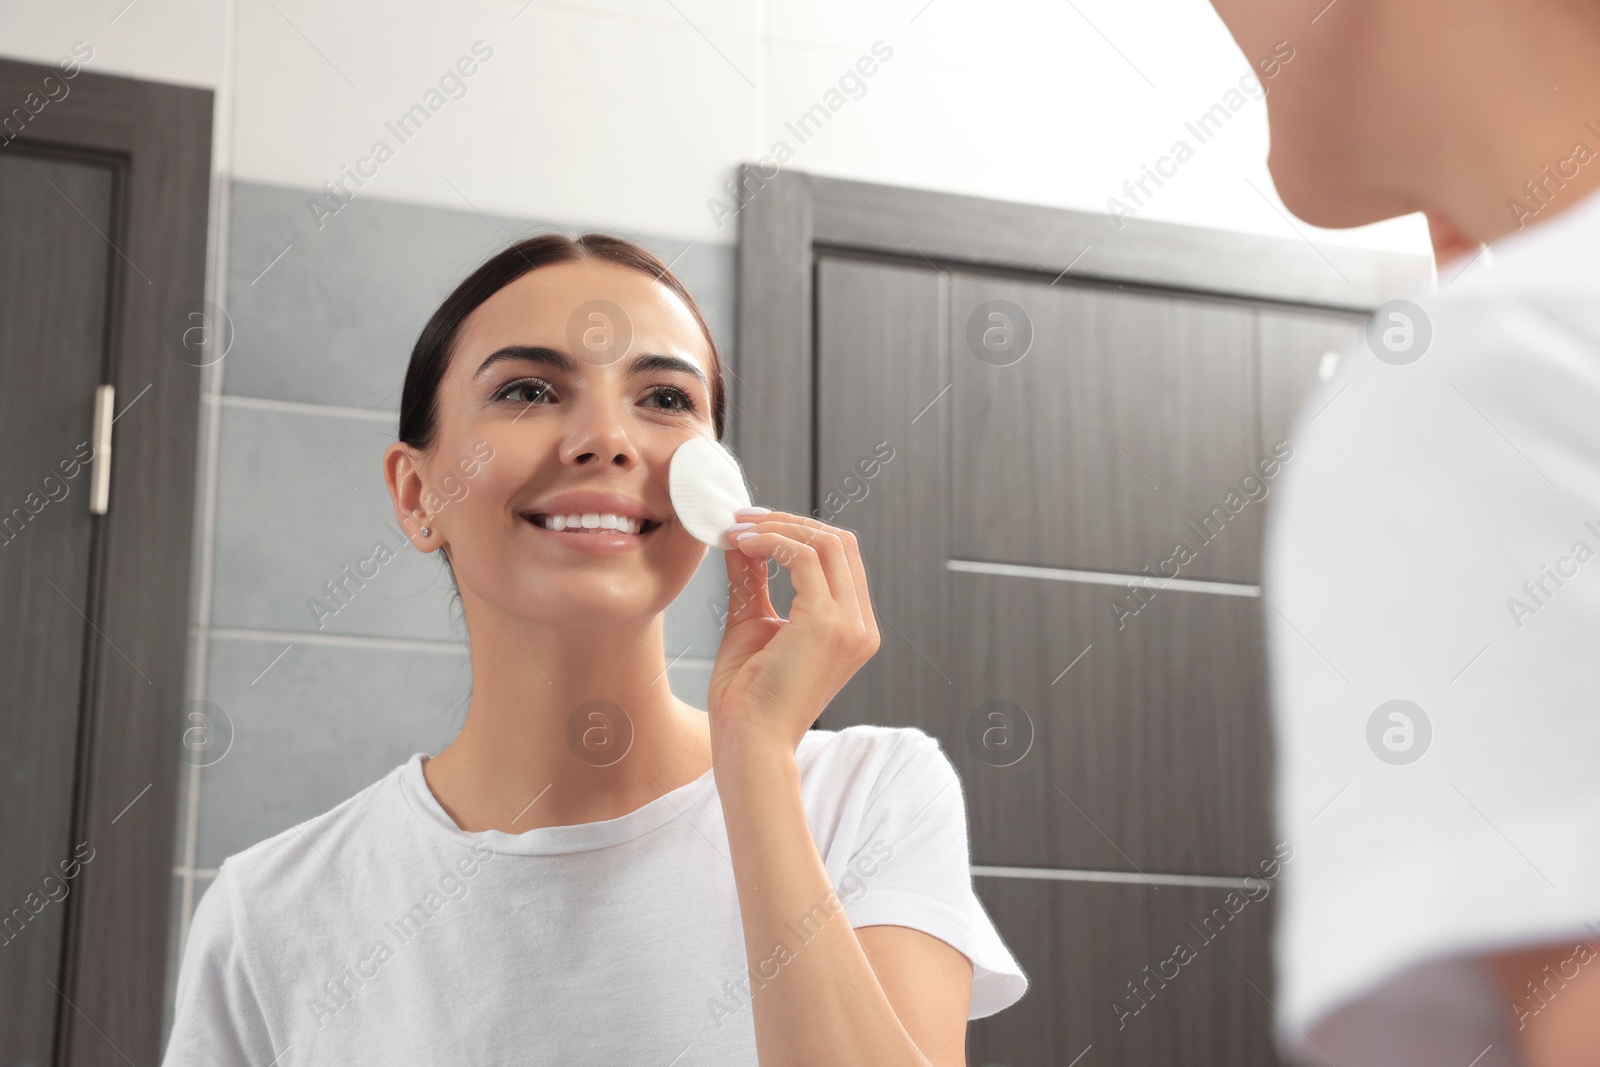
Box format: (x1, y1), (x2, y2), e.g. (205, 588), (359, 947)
(669, 436), (753, 548)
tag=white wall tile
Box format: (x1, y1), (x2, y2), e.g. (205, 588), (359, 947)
(5, 0), (1431, 252)
(228, 1), (764, 244)
(760, 9), (1427, 253)
(0, 0), (226, 88)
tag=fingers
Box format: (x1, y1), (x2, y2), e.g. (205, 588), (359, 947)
(730, 511), (878, 651)
(732, 521), (840, 609)
(823, 522), (876, 643)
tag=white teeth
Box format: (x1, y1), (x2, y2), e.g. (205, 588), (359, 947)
(534, 512), (647, 535)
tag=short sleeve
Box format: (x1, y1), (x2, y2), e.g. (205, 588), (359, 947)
(1263, 243), (1600, 1060)
(838, 729), (1029, 1019)
(161, 863), (279, 1067)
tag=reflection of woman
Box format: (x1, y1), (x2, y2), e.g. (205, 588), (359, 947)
(162, 234), (1026, 1065)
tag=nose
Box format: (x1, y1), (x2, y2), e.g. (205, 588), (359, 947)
(557, 397), (641, 469)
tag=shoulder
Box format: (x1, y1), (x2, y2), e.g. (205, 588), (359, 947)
(1292, 192), (1600, 445)
(1375, 197), (1600, 399)
(1456, 189), (1600, 300)
(798, 724), (959, 811)
(1269, 215), (1600, 578)
(800, 724), (947, 779)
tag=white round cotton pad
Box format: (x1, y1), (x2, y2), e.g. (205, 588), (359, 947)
(669, 436), (753, 548)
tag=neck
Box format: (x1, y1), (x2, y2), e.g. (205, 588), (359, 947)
(423, 589), (712, 833)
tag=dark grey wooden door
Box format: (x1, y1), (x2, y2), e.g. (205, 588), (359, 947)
(720, 163), (1421, 1066)
(0, 57), (212, 1067)
(0, 147), (116, 1067)
(814, 254), (1365, 1064)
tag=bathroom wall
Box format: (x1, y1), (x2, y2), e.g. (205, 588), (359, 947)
(1, 0), (1432, 1041)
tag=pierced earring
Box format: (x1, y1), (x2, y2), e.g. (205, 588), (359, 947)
(419, 525), (431, 537)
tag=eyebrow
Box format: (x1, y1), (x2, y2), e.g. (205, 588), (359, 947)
(473, 345), (708, 388)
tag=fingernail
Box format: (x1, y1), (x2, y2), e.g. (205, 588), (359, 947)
(735, 506), (771, 515)
(727, 521), (756, 532)
(735, 531), (758, 541)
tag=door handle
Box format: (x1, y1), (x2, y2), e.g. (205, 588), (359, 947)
(90, 382), (113, 515)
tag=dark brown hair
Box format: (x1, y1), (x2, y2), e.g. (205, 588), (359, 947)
(398, 232), (727, 454)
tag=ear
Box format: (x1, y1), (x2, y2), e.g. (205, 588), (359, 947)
(384, 441), (429, 541)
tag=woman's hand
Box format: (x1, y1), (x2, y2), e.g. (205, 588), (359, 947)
(706, 507), (882, 763)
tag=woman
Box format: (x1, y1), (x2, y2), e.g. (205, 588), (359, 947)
(162, 233), (1027, 1066)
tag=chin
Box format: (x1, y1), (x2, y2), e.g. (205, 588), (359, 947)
(1265, 147), (1402, 231)
(533, 589), (669, 627)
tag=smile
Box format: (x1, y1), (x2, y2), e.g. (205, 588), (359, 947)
(526, 512), (661, 536)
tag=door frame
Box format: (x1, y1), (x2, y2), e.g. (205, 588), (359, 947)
(0, 56), (212, 1065)
(733, 165), (1430, 521)
(733, 166), (1432, 1060)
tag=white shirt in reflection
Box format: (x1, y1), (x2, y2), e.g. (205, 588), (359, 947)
(1264, 186), (1600, 1066)
(160, 724), (1026, 1065)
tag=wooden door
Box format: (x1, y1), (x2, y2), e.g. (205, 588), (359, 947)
(0, 57), (211, 1067)
(738, 169), (1414, 1065)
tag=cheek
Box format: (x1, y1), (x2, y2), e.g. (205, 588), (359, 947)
(658, 523), (714, 578)
(657, 520), (705, 556)
(433, 459), (524, 550)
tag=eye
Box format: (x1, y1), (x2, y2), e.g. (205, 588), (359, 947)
(493, 377), (554, 406)
(644, 385), (697, 414)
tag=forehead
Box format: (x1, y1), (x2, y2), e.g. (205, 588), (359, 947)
(452, 258), (711, 379)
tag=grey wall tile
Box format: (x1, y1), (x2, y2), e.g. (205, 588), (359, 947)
(222, 180), (736, 414)
(209, 400), (460, 641)
(195, 634), (471, 868)
(656, 238), (737, 389)
(224, 181), (531, 411)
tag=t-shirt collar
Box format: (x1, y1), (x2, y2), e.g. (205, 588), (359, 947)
(394, 751), (719, 856)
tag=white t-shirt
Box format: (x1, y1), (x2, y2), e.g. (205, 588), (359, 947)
(1264, 186), (1600, 1064)
(161, 723), (1027, 1065)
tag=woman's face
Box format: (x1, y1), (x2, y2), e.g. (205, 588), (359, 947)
(389, 258), (718, 628)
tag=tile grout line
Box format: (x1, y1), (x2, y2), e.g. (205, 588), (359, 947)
(210, 392), (398, 424)
(203, 625), (715, 666)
